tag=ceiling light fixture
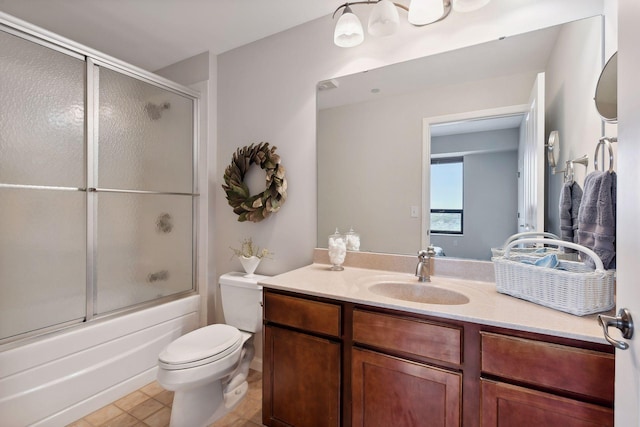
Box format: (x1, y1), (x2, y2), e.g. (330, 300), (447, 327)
(332, 0), (490, 48)
(334, 4), (365, 48)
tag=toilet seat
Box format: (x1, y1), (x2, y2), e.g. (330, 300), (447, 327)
(159, 324), (242, 370)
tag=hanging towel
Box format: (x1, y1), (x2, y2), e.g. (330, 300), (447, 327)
(577, 170), (617, 269)
(559, 181), (583, 252)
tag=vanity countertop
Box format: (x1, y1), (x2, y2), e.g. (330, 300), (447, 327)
(259, 263), (610, 345)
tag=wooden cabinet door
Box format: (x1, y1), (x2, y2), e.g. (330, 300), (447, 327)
(263, 325), (341, 427)
(481, 379), (613, 427)
(351, 348), (461, 427)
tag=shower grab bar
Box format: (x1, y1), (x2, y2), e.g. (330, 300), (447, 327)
(89, 187), (199, 197)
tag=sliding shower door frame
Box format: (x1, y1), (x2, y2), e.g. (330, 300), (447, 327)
(0, 14), (201, 342)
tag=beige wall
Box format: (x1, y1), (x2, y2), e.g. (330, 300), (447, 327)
(544, 16), (605, 236)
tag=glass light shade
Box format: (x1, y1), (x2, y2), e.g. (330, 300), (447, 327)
(334, 6), (364, 48)
(408, 0), (445, 25)
(452, 0), (490, 12)
(367, 0), (400, 37)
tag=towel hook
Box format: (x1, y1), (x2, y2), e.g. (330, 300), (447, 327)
(563, 154), (588, 183)
(594, 137), (615, 173)
(564, 161), (575, 183)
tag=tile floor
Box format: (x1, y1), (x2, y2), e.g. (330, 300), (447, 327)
(67, 370), (264, 427)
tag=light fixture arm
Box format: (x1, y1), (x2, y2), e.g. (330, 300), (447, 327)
(411, 0), (452, 26)
(332, 1), (408, 19)
(332, 0), (452, 26)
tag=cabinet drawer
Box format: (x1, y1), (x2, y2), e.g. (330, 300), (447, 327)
(264, 292), (341, 337)
(481, 332), (614, 403)
(353, 309), (462, 365)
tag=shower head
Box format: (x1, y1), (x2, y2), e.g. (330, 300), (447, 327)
(145, 101), (170, 120)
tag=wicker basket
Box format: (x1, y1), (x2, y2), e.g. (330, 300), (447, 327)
(491, 232), (578, 261)
(493, 238), (615, 316)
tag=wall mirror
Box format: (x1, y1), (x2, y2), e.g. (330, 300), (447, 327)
(594, 52), (617, 123)
(317, 16), (603, 260)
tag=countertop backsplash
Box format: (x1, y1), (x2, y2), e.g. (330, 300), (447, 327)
(313, 248), (496, 283)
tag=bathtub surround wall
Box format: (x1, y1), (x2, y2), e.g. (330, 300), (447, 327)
(216, 0), (605, 279)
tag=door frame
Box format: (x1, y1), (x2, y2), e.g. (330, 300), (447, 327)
(421, 104), (529, 250)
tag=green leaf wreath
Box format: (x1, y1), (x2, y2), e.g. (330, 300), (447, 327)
(222, 142), (288, 222)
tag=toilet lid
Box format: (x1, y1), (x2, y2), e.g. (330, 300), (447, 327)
(159, 324), (242, 366)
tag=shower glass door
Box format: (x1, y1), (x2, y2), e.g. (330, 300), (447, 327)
(94, 66), (195, 315)
(0, 23), (198, 342)
(0, 30), (87, 340)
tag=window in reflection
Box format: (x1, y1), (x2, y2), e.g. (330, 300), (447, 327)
(431, 157), (464, 234)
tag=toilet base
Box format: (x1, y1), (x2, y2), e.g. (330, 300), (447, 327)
(170, 380), (227, 427)
(166, 341), (255, 427)
(224, 379), (249, 411)
(168, 378), (251, 427)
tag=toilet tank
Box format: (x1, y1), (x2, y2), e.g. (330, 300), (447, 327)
(219, 272), (266, 333)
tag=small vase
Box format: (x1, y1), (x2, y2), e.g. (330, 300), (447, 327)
(239, 256), (261, 276)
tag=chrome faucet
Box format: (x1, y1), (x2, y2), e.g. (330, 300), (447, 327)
(416, 246), (436, 282)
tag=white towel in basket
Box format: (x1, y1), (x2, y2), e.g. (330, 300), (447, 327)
(520, 253), (559, 268)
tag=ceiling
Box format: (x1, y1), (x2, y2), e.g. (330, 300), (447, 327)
(0, 0), (344, 71)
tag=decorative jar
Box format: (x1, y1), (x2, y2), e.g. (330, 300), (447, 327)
(345, 227), (361, 251)
(328, 229), (346, 271)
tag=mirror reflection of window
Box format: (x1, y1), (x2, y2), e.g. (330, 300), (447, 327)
(431, 158), (464, 234)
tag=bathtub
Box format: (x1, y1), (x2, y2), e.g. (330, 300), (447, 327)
(0, 295), (200, 427)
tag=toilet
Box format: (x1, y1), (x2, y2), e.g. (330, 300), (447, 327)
(157, 272), (265, 427)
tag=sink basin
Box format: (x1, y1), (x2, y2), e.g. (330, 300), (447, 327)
(368, 282), (469, 305)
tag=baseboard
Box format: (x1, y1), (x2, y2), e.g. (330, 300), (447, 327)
(250, 356), (263, 372)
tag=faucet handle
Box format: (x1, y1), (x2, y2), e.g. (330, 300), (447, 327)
(418, 247), (436, 260)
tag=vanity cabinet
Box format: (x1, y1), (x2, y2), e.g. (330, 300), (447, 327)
(351, 310), (462, 426)
(263, 292), (342, 427)
(262, 289), (614, 427)
(480, 332), (614, 426)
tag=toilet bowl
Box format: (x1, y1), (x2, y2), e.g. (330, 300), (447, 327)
(157, 272), (265, 427)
